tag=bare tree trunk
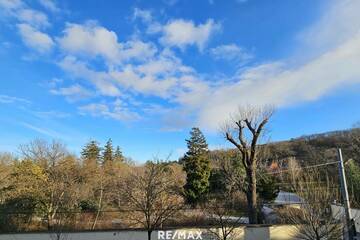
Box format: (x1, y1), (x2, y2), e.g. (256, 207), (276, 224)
(91, 186), (103, 230)
(147, 230), (152, 240)
(247, 166), (257, 224)
(222, 106), (274, 225)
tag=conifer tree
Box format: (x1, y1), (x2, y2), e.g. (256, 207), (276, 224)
(102, 139), (113, 165)
(183, 127), (210, 205)
(114, 146), (124, 163)
(81, 140), (101, 166)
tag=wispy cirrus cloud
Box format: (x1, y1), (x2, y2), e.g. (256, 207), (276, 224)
(78, 101), (140, 122)
(0, 0), (24, 12)
(0, 94), (31, 104)
(16, 8), (50, 28)
(197, 0), (360, 129)
(38, 0), (59, 13)
(210, 44), (254, 65)
(132, 8), (152, 23)
(50, 84), (94, 101)
(31, 110), (70, 119)
(19, 121), (63, 138)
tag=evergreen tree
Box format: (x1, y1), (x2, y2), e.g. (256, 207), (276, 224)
(81, 140), (101, 166)
(346, 160), (360, 206)
(257, 171), (279, 203)
(114, 146), (124, 163)
(183, 127), (210, 205)
(102, 139), (113, 165)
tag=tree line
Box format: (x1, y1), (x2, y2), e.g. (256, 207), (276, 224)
(1, 106), (360, 240)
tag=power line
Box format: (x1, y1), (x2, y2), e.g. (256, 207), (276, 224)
(267, 160), (340, 175)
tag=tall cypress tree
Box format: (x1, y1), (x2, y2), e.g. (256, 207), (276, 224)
(183, 127), (210, 205)
(81, 140), (101, 166)
(102, 138), (113, 165)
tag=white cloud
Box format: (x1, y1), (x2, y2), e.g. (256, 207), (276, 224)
(79, 102), (140, 121)
(164, 0), (358, 130)
(58, 22), (121, 62)
(58, 22), (157, 63)
(58, 47), (201, 100)
(0, 94), (30, 104)
(161, 19), (221, 50)
(297, 0), (360, 56)
(17, 23), (54, 53)
(32, 110), (70, 119)
(120, 40), (157, 61)
(110, 66), (178, 98)
(0, 1), (50, 28)
(163, 0), (178, 6)
(0, 0), (23, 10)
(198, 28), (360, 129)
(110, 49), (200, 98)
(17, 8), (49, 28)
(133, 8), (152, 23)
(1, 0), (54, 55)
(20, 122), (63, 138)
(132, 8), (162, 34)
(146, 22), (163, 34)
(58, 56), (121, 97)
(50, 84), (93, 101)
(38, 0), (59, 12)
(79, 103), (108, 114)
(173, 75), (210, 108)
(9, 0), (359, 133)
(210, 44), (253, 64)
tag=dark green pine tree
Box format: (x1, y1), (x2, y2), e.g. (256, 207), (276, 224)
(81, 140), (101, 166)
(257, 171), (280, 203)
(114, 146), (124, 163)
(102, 138), (113, 165)
(183, 127), (210, 205)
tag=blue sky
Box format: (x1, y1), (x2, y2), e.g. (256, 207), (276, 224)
(1, 0), (360, 162)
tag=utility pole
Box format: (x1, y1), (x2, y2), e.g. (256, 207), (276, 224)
(337, 148), (353, 240)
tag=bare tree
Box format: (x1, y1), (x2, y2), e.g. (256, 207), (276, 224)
(49, 211), (75, 240)
(90, 167), (105, 230)
(41, 155), (80, 230)
(19, 140), (79, 230)
(276, 157), (302, 191)
(279, 170), (342, 240)
(202, 194), (243, 240)
(19, 139), (68, 168)
(120, 162), (184, 240)
(222, 105), (273, 224)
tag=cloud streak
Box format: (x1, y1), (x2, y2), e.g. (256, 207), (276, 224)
(210, 43), (253, 65)
(0, 94), (31, 104)
(50, 84), (93, 101)
(20, 121), (63, 138)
